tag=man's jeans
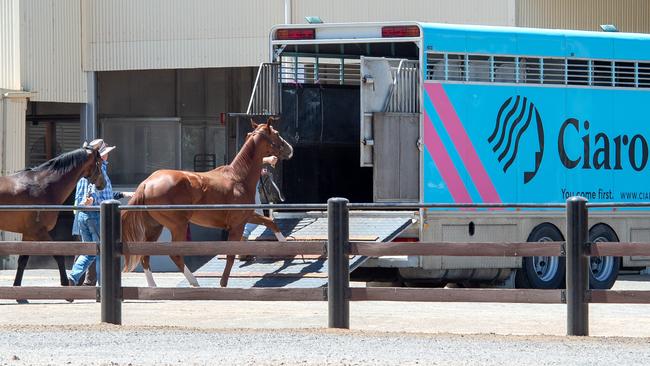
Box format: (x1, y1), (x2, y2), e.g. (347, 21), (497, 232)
(69, 214), (100, 285)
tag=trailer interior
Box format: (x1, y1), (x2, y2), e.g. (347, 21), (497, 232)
(274, 41), (420, 204)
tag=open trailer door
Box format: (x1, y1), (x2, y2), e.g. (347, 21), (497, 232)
(360, 57), (420, 202)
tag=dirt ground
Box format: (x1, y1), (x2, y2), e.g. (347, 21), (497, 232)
(2, 270), (650, 365)
(1, 270), (650, 337)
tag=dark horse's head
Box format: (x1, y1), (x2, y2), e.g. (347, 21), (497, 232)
(27, 145), (106, 190)
(249, 117), (293, 161)
(81, 144), (106, 190)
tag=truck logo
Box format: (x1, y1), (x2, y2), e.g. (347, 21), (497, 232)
(558, 118), (648, 171)
(488, 96), (544, 184)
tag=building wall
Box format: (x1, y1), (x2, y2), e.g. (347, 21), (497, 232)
(0, 94), (27, 176)
(290, 0), (515, 26)
(0, 93), (27, 246)
(5, 0), (650, 104)
(517, 0), (650, 33)
(82, 0), (516, 72)
(82, 0), (285, 71)
(19, 0), (86, 103)
(0, 0), (20, 90)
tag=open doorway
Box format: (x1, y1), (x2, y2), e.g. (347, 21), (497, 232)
(278, 84), (372, 203)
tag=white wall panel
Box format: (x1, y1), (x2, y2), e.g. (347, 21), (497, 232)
(0, 0), (20, 90)
(291, 0), (514, 26)
(20, 0), (86, 102)
(83, 0), (285, 70)
(0, 94), (28, 243)
(83, 0), (514, 71)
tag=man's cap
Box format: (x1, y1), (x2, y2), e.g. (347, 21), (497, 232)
(85, 138), (116, 156)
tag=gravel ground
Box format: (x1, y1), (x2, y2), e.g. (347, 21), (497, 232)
(1, 325), (650, 366)
(2, 271), (650, 365)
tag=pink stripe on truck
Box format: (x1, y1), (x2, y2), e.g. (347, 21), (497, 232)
(425, 83), (502, 203)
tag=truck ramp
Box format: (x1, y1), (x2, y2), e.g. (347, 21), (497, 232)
(182, 212), (416, 288)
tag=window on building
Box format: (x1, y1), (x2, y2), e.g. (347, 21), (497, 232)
(100, 118), (181, 185)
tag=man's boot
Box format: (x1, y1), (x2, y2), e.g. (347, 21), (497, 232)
(83, 262), (97, 286)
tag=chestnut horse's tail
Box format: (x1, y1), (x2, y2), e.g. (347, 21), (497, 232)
(122, 183), (149, 272)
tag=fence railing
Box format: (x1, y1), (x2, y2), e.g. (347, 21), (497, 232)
(2, 197), (650, 336)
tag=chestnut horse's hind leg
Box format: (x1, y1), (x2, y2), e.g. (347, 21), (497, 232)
(169, 225), (200, 287)
(141, 256), (157, 287)
(169, 255), (200, 288)
(139, 223), (164, 288)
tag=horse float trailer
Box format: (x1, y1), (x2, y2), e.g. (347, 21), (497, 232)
(233, 21), (650, 289)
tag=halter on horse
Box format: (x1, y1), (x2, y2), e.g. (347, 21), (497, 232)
(0, 145), (105, 301)
(122, 118), (293, 287)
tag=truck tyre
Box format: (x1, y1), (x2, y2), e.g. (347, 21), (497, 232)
(521, 224), (565, 289)
(588, 224), (620, 290)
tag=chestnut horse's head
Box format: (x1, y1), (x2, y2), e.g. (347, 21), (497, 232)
(249, 117), (293, 161)
(82, 144), (106, 190)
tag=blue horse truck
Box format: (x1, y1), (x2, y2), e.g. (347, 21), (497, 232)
(242, 21), (650, 289)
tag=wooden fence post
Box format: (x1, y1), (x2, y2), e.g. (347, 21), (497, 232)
(566, 196), (589, 336)
(100, 200), (122, 325)
(328, 197), (350, 329)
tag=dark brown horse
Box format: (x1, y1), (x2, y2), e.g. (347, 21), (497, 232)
(122, 120), (293, 287)
(0, 146), (106, 297)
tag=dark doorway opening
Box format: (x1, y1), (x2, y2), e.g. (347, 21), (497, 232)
(277, 84), (372, 203)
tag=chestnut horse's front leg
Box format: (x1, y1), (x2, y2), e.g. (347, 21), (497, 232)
(246, 213), (286, 241)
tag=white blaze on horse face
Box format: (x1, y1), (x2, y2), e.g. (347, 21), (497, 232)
(144, 268), (157, 287)
(183, 265), (200, 287)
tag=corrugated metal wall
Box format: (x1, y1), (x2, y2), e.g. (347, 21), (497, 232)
(82, 0), (285, 71)
(517, 0), (650, 33)
(0, 0), (20, 90)
(0, 96), (27, 176)
(291, 0), (515, 26)
(82, 0), (515, 71)
(19, 0), (86, 103)
(0, 95), (28, 244)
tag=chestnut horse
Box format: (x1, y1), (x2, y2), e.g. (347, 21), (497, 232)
(0, 145), (105, 299)
(122, 120), (293, 287)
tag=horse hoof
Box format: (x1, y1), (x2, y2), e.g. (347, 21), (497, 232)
(66, 299), (74, 303)
(16, 299), (28, 304)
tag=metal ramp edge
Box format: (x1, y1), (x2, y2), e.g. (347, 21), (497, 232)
(181, 213), (416, 288)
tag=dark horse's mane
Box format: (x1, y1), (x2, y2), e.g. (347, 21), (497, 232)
(21, 148), (89, 175)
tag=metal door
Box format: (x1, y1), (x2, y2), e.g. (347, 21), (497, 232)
(360, 57), (420, 202)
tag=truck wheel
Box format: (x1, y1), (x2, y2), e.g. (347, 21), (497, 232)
(522, 224), (565, 289)
(589, 224), (620, 290)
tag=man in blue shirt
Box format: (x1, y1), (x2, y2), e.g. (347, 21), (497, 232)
(68, 139), (132, 286)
